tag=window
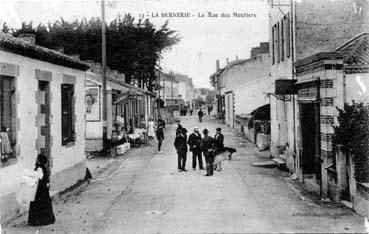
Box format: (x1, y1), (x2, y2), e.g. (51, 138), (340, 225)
(281, 19), (284, 61)
(285, 13), (291, 58)
(273, 24), (279, 64)
(61, 84), (75, 146)
(272, 26), (275, 65)
(0, 76), (16, 162)
(277, 22), (280, 63)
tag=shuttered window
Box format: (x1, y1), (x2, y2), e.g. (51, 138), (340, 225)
(281, 19), (284, 61)
(0, 76), (16, 159)
(272, 26), (275, 65)
(61, 84), (75, 145)
(286, 13), (291, 58)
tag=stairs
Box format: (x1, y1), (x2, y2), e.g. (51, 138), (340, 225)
(273, 154), (286, 169)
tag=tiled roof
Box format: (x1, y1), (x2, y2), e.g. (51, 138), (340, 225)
(0, 32), (89, 71)
(335, 33), (369, 66)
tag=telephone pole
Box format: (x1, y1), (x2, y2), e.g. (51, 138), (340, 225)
(101, 0), (108, 156)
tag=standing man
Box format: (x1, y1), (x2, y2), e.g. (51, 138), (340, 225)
(156, 120), (164, 153)
(187, 127), (204, 170)
(201, 129), (215, 176)
(198, 109), (204, 123)
(175, 119), (183, 135)
(207, 105), (211, 116)
(174, 127), (188, 172)
(214, 127), (225, 171)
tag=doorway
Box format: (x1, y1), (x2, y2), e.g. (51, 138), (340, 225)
(300, 102), (320, 179)
(38, 81), (51, 171)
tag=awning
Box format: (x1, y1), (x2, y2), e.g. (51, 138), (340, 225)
(250, 104), (270, 121)
(113, 93), (129, 105)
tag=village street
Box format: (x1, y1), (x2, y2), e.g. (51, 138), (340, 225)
(3, 115), (367, 234)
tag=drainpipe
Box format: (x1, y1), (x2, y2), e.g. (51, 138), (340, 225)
(317, 76), (322, 197)
(291, 0), (298, 177)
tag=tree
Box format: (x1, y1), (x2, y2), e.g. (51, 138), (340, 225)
(1, 22), (10, 33)
(332, 101), (369, 183)
(10, 15), (180, 91)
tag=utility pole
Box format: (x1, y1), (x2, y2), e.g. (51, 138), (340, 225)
(101, 0), (108, 156)
(171, 75), (174, 117)
(157, 60), (161, 120)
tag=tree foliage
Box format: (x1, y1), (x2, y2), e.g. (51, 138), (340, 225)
(9, 15), (180, 91)
(332, 101), (369, 183)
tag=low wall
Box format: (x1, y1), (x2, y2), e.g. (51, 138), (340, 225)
(354, 182), (369, 219)
(256, 133), (270, 151)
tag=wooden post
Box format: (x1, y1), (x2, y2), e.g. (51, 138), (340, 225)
(101, 0), (108, 156)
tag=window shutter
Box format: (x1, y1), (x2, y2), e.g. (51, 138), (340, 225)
(281, 19), (284, 61)
(272, 26), (275, 65)
(286, 13), (291, 58)
(61, 84), (75, 145)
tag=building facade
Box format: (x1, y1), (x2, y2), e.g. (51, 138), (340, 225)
(269, 0), (369, 176)
(85, 63), (156, 152)
(0, 32), (89, 222)
(294, 33), (369, 218)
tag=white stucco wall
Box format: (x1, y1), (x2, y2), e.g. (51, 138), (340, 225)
(233, 77), (272, 115)
(85, 72), (103, 140)
(346, 73), (369, 104)
(0, 51), (86, 210)
(269, 1), (295, 156)
(178, 81), (187, 101)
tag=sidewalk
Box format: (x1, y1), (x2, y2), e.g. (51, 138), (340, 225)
(1, 149), (130, 228)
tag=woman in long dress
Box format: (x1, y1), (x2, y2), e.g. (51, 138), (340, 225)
(28, 154), (55, 226)
(147, 118), (155, 146)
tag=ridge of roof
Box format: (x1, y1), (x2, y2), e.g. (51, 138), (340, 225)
(0, 32), (90, 71)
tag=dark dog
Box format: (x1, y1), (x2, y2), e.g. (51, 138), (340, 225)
(214, 147), (237, 171)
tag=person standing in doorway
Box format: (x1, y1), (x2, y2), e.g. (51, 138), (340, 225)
(207, 105), (211, 116)
(198, 109), (204, 123)
(187, 127), (204, 170)
(201, 129), (215, 176)
(174, 127), (188, 172)
(214, 127), (225, 171)
(28, 154), (55, 226)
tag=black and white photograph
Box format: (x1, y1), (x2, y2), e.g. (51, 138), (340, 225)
(0, 0), (369, 233)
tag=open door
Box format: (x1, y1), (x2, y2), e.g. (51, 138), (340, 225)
(300, 102), (321, 179)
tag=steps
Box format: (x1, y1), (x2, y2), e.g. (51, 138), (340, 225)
(273, 154), (286, 169)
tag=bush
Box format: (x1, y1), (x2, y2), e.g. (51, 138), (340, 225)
(332, 101), (369, 183)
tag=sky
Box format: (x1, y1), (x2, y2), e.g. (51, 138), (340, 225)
(0, 0), (270, 88)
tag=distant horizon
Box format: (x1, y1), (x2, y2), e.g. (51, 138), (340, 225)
(0, 0), (269, 88)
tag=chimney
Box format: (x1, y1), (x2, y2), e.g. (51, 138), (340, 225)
(236, 55), (239, 61)
(216, 60), (220, 72)
(226, 58), (229, 64)
(18, 33), (36, 45)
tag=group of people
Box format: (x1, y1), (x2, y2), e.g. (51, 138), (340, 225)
(174, 120), (224, 176)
